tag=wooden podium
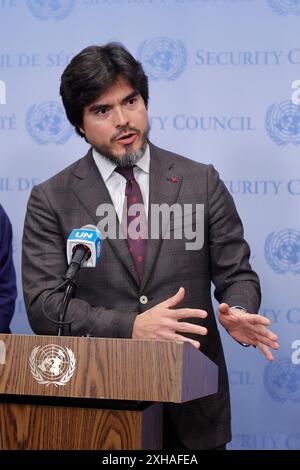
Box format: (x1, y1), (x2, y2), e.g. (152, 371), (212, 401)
(0, 334), (218, 450)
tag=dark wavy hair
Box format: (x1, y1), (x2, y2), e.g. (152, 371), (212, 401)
(60, 42), (149, 138)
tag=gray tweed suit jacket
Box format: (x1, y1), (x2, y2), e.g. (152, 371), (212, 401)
(22, 142), (261, 449)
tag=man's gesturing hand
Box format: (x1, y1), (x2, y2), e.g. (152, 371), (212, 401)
(132, 287), (208, 349)
(218, 303), (279, 361)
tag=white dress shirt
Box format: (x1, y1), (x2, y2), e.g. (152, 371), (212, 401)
(92, 144), (150, 223)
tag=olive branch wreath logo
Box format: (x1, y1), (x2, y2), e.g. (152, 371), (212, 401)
(29, 345), (76, 387)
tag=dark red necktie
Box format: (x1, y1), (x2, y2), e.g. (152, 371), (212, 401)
(115, 166), (147, 281)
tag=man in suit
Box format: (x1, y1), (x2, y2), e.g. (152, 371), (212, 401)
(0, 204), (17, 333)
(22, 43), (279, 450)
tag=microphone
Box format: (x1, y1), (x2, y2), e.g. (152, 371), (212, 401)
(65, 224), (102, 281)
(41, 225), (102, 336)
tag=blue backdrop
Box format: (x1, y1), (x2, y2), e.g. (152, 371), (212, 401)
(1, 0), (299, 450)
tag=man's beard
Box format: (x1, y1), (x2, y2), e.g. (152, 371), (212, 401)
(95, 126), (149, 168)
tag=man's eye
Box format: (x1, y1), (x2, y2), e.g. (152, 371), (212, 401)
(128, 98), (137, 105)
(98, 107), (108, 115)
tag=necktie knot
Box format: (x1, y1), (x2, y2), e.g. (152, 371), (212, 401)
(115, 166), (135, 182)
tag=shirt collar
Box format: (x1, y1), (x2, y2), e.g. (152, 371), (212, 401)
(92, 142), (150, 183)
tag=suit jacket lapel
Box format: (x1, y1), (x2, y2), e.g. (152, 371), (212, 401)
(141, 144), (183, 291)
(72, 149), (139, 285)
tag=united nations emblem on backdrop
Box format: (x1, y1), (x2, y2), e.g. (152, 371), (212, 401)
(264, 357), (300, 402)
(26, 0), (75, 21)
(137, 38), (187, 81)
(267, 0), (300, 16)
(29, 344), (76, 387)
(26, 101), (73, 144)
(265, 100), (300, 146)
(265, 229), (300, 275)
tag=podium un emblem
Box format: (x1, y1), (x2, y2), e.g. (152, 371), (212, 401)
(26, 0), (75, 21)
(137, 37), (187, 81)
(264, 357), (300, 403)
(29, 344), (76, 387)
(26, 101), (73, 145)
(265, 100), (300, 146)
(265, 229), (300, 275)
(267, 0), (300, 16)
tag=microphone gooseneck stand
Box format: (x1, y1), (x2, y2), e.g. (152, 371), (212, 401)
(57, 245), (91, 336)
(41, 245), (91, 336)
(57, 280), (77, 336)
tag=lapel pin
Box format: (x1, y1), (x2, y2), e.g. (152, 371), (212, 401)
(167, 177), (178, 183)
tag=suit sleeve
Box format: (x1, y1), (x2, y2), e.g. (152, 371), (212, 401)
(22, 185), (137, 337)
(0, 206), (17, 333)
(207, 165), (261, 313)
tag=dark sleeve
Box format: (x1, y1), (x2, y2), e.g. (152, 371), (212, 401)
(0, 205), (17, 333)
(22, 185), (137, 337)
(207, 165), (261, 313)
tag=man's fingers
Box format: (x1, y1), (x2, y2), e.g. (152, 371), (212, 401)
(254, 324), (278, 342)
(175, 321), (208, 336)
(247, 314), (271, 326)
(174, 308), (208, 320)
(164, 287), (185, 308)
(247, 323), (279, 348)
(162, 290), (208, 321)
(171, 333), (200, 350)
(159, 329), (201, 349)
(257, 343), (274, 361)
(254, 332), (279, 349)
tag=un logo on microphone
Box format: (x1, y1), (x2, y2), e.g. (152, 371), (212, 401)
(137, 37), (187, 81)
(265, 229), (300, 275)
(26, 101), (73, 145)
(267, 0), (300, 16)
(265, 100), (300, 146)
(264, 357), (300, 403)
(26, 0), (75, 21)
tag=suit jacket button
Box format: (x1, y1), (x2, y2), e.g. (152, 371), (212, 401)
(139, 295), (148, 305)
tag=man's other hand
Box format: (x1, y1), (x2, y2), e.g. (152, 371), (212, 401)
(218, 303), (279, 361)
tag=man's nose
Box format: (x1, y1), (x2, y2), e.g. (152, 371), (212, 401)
(114, 107), (129, 127)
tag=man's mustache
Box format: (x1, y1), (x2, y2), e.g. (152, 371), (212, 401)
(111, 127), (141, 143)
